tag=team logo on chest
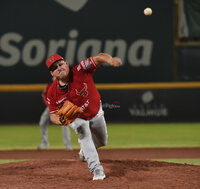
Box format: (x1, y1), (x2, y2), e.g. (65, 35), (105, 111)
(75, 83), (88, 97)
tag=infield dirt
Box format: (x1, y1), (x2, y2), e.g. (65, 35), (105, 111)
(0, 148), (200, 189)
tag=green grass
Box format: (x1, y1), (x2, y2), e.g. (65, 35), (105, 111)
(0, 159), (27, 164)
(155, 159), (200, 166)
(0, 123), (199, 149)
(0, 125), (78, 149)
(106, 123), (200, 148)
(0, 123), (199, 165)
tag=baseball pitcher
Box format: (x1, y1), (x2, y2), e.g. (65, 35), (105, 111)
(46, 53), (122, 180)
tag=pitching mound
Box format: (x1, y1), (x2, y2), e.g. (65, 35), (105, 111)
(0, 148), (200, 189)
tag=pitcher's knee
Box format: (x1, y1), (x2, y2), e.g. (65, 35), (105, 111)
(98, 139), (107, 148)
(102, 140), (107, 147)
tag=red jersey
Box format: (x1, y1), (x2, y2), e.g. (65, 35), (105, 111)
(47, 57), (100, 120)
(42, 83), (52, 106)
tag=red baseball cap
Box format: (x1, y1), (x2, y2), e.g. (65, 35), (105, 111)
(46, 54), (64, 69)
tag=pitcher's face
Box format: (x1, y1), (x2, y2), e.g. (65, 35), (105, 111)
(50, 60), (69, 80)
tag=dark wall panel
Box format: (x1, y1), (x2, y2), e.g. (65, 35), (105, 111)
(0, 0), (173, 84)
(0, 88), (199, 124)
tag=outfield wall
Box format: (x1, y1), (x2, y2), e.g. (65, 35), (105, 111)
(0, 1), (199, 124)
(1, 82), (200, 124)
(0, 0), (173, 83)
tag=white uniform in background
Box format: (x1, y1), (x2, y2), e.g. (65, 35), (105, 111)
(38, 83), (72, 150)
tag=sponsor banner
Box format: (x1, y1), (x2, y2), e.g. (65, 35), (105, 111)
(0, 0), (173, 83)
(0, 88), (200, 124)
(100, 89), (200, 122)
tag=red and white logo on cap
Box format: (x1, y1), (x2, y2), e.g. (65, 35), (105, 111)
(46, 54), (64, 68)
(50, 56), (54, 62)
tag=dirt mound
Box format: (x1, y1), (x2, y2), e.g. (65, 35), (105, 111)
(0, 148), (200, 189)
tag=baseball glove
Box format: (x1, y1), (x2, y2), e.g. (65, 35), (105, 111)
(58, 100), (83, 126)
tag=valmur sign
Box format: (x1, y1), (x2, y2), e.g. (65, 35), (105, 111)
(0, 0), (173, 84)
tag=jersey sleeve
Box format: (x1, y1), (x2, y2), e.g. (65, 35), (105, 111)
(75, 57), (97, 73)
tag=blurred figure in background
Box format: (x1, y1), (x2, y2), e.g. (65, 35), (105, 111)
(38, 76), (72, 150)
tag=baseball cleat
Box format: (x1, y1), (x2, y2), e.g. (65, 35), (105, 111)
(37, 142), (49, 150)
(78, 149), (86, 162)
(93, 169), (106, 180)
(66, 146), (72, 150)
